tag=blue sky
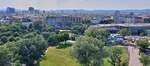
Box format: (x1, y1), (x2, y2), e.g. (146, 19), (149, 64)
(0, 0), (150, 10)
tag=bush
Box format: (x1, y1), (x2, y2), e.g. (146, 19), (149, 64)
(57, 41), (72, 49)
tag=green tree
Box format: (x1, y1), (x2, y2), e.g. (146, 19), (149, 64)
(57, 32), (69, 42)
(118, 28), (131, 36)
(0, 36), (8, 44)
(48, 32), (69, 45)
(0, 46), (11, 66)
(140, 53), (150, 66)
(6, 34), (48, 66)
(108, 47), (122, 66)
(48, 32), (59, 45)
(85, 27), (110, 42)
(140, 32), (145, 36)
(72, 24), (88, 34)
(100, 19), (114, 24)
(18, 35), (48, 66)
(82, 20), (91, 25)
(5, 42), (22, 66)
(72, 36), (105, 66)
(32, 21), (45, 32)
(43, 25), (54, 32)
(137, 39), (150, 50)
(144, 18), (150, 23)
(42, 32), (50, 40)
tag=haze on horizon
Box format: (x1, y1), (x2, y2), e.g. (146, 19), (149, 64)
(0, 0), (150, 10)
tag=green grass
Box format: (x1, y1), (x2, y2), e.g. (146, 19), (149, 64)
(40, 46), (128, 66)
(39, 47), (81, 66)
(103, 58), (112, 66)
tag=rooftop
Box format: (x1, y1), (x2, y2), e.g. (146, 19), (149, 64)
(91, 23), (150, 28)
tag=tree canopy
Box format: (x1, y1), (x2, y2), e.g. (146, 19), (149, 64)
(118, 28), (131, 36)
(72, 36), (105, 66)
(85, 27), (110, 42)
(137, 39), (150, 50)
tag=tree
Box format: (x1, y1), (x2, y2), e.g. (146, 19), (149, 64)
(144, 18), (150, 23)
(137, 39), (150, 51)
(58, 32), (69, 42)
(0, 46), (11, 66)
(18, 35), (48, 66)
(108, 47), (122, 66)
(0, 36), (8, 44)
(48, 32), (59, 45)
(42, 24), (54, 32)
(100, 19), (114, 24)
(72, 24), (88, 34)
(6, 34), (48, 66)
(32, 21), (45, 32)
(118, 28), (131, 36)
(85, 27), (110, 42)
(82, 20), (91, 25)
(5, 42), (22, 66)
(140, 32), (145, 36)
(42, 32), (50, 40)
(72, 36), (105, 66)
(140, 53), (150, 66)
(48, 32), (69, 46)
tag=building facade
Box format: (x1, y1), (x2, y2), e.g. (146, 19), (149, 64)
(47, 15), (83, 29)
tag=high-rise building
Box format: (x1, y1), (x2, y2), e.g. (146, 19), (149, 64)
(28, 7), (35, 13)
(6, 7), (15, 14)
(114, 10), (121, 23)
(127, 12), (135, 23)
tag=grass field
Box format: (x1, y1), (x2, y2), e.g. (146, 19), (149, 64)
(40, 46), (128, 66)
(39, 47), (81, 66)
(103, 58), (112, 66)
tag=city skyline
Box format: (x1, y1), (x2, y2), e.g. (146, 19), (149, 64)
(0, 0), (150, 10)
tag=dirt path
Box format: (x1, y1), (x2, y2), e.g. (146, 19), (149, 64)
(128, 46), (142, 66)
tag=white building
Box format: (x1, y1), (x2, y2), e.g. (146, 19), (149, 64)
(113, 11), (136, 24)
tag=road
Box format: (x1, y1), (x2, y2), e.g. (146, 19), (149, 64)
(128, 46), (142, 66)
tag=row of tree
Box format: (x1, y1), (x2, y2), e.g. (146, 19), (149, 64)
(0, 33), (48, 66)
(0, 23), (55, 66)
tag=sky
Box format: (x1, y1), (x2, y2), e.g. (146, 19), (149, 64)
(0, 0), (150, 10)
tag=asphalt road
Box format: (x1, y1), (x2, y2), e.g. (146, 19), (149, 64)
(128, 46), (142, 66)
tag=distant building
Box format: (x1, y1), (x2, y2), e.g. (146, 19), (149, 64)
(31, 16), (45, 22)
(90, 23), (150, 35)
(128, 12), (135, 23)
(134, 16), (144, 23)
(113, 11), (137, 24)
(146, 30), (150, 37)
(21, 18), (32, 26)
(0, 16), (15, 23)
(91, 17), (102, 24)
(6, 7), (15, 14)
(47, 15), (82, 29)
(90, 15), (113, 24)
(28, 7), (35, 13)
(114, 11), (121, 23)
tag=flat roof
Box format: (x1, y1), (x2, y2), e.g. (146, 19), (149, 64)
(91, 23), (150, 28)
